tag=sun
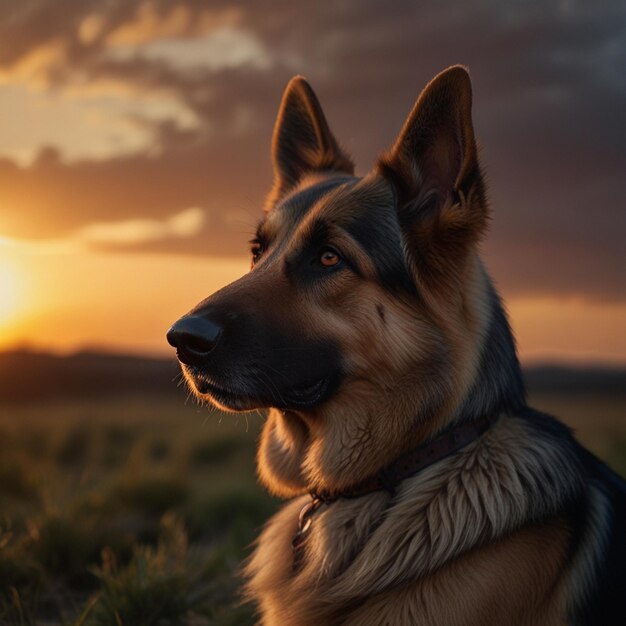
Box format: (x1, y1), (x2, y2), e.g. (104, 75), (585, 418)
(0, 258), (25, 328)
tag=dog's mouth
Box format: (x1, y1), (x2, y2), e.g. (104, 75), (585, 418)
(282, 378), (330, 408)
(183, 367), (334, 412)
(191, 377), (259, 412)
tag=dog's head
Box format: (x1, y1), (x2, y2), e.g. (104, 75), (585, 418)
(168, 67), (518, 495)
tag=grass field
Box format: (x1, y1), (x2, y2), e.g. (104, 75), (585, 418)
(0, 383), (625, 625)
(0, 396), (275, 625)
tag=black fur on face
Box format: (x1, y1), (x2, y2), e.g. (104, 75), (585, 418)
(179, 304), (343, 413)
(173, 178), (361, 413)
(171, 174), (421, 413)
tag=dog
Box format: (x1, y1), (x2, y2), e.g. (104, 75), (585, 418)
(167, 66), (626, 625)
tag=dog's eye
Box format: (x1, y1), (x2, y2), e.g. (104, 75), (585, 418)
(250, 242), (264, 266)
(251, 247), (263, 266)
(319, 248), (341, 268)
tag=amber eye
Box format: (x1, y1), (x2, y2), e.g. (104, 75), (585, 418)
(250, 245), (263, 266)
(320, 248), (341, 267)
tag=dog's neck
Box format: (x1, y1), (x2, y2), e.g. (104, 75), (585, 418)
(455, 281), (526, 423)
(312, 412), (497, 503)
(292, 412), (498, 570)
(308, 283), (525, 493)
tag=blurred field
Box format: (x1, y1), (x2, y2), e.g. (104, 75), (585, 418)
(0, 395), (274, 625)
(0, 352), (624, 625)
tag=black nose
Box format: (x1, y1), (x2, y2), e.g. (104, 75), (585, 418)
(166, 316), (222, 365)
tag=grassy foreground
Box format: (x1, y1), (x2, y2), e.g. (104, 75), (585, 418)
(0, 387), (624, 625)
(0, 396), (275, 625)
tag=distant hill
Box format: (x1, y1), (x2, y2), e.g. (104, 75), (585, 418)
(0, 349), (624, 404)
(0, 349), (181, 403)
(524, 365), (625, 396)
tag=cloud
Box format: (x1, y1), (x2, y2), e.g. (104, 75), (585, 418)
(77, 206), (206, 245)
(0, 82), (200, 166)
(0, 207), (207, 254)
(106, 26), (273, 72)
(0, 38), (67, 87)
(105, 4), (242, 46)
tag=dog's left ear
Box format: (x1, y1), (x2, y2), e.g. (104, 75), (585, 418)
(377, 66), (487, 282)
(267, 76), (354, 209)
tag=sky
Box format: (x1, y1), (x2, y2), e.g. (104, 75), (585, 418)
(0, 0), (624, 363)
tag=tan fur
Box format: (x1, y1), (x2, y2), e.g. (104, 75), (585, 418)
(246, 416), (595, 625)
(343, 518), (570, 626)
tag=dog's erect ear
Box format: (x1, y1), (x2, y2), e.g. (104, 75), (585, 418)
(379, 65), (481, 208)
(267, 76), (354, 208)
(377, 66), (487, 286)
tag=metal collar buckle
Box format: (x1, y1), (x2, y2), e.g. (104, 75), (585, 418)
(291, 495), (324, 572)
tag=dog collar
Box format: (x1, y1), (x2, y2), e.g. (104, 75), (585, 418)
(292, 413), (498, 571)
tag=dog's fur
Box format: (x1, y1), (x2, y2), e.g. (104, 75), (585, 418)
(169, 66), (626, 625)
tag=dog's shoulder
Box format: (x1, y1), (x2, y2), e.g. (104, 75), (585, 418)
(521, 407), (626, 624)
(245, 411), (626, 625)
(568, 444), (626, 625)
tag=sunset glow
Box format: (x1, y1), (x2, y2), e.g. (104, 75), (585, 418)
(0, 2), (623, 365)
(0, 248), (28, 331)
(0, 242), (249, 355)
(0, 233), (623, 364)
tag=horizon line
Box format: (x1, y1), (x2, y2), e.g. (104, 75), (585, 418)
(1, 342), (625, 371)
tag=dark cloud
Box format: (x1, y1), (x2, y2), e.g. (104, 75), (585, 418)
(0, 0), (624, 301)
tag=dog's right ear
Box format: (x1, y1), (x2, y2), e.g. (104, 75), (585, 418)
(266, 76), (354, 209)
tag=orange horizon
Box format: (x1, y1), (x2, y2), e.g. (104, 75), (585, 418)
(1, 242), (624, 366)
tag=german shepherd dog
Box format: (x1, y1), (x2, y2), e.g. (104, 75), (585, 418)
(167, 66), (626, 625)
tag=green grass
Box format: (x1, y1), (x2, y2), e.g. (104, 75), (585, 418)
(0, 397), (273, 625)
(85, 515), (200, 626)
(0, 392), (623, 625)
